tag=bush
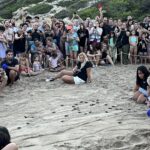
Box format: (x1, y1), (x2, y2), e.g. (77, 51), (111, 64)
(0, 0), (43, 18)
(55, 10), (72, 19)
(57, 0), (75, 7)
(46, 0), (56, 3)
(27, 4), (53, 15)
(78, 7), (98, 20)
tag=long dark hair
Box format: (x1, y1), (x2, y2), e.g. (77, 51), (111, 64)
(108, 31), (116, 44)
(0, 126), (11, 149)
(136, 66), (149, 85)
(79, 23), (86, 31)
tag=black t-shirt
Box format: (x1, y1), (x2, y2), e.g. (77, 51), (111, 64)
(74, 61), (93, 81)
(31, 30), (42, 41)
(137, 79), (148, 90)
(117, 30), (129, 45)
(1, 58), (19, 74)
(77, 29), (89, 46)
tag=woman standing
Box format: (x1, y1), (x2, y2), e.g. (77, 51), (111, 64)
(0, 25), (7, 60)
(77, 23), (89, 53)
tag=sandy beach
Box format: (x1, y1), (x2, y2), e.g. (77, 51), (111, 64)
(1, 65), (150, 150)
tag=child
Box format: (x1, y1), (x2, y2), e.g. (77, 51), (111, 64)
(129, 30), (138, 64)
(49, 50), (65, 72)
(33, 55), (44, 73)
(19, 53), (41, 76)
(0, 126), (18, 150)
(133, 66), (150, 103)
(0, 68), (7, 94)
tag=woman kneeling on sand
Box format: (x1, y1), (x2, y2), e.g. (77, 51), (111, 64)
(46, 52), (93, 84)
(0, 126), (18, 150)
(133, 66), (150, 104)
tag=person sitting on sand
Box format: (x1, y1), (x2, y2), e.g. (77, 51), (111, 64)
(1, 49), (19, 85)
(19, 53), (42, 76)
(133, 66), (150, 103)
(87, 44), (101, 67)
(0, 126), (18, 150)
(0, 68), (7, 93)
(49, 49), (65, 72)
(46, 52), (93, 84)
(33, 55), (44, 73)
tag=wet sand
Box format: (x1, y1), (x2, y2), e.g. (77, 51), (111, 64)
(1, 65), (150, 150)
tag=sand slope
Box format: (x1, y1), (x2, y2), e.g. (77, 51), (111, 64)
(1, 65), (150, 150)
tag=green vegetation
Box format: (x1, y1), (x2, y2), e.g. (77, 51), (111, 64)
(0, 0), (43, 18)
(78, 7), (98, 20)
(46, 0), (56, 2)
(57, 0), (75, 7)
(55, 10), (72, 19)
(27, 4), (53, 15)
(101, 0), (150, 21)
(0, 0), (149, 20)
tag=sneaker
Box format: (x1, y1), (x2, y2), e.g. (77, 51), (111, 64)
(45, 77), (55, 82)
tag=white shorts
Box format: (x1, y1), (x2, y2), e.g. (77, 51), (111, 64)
(73, 76), (85, 85)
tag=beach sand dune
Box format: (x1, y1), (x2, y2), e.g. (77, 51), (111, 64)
(1, 65), (150, 150)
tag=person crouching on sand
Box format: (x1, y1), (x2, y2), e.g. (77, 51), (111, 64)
(46, 52), (93, 84)
(0, 126), (18, 150)
(133, 66), (150, 104)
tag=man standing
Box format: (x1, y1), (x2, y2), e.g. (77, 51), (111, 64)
(1, 49), (19, 85)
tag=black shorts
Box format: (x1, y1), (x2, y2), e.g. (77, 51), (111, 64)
(6, 70), (20, 84)
(101, 52), (108, 59)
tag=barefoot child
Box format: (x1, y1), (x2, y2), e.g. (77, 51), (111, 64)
(19, 53), (41, 76)
(129, 30), (138, 64)
(0, 68), (7, 93)
(49, 50), (65, 72)
(33, 55), (44, 73)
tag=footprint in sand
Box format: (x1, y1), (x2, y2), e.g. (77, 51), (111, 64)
(90, 104), (95, 106)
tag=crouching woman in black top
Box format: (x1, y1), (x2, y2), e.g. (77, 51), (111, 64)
(0, 126), (18, 150)
(132, 66), (150, 104)
(48, 52), (93, 84)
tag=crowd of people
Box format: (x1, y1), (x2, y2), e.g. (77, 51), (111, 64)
(0, 7), (149, 87)
(0, 6), (150, 149)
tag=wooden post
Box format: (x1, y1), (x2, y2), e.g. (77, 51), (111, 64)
(121, 51), (123, 65)
(65, 56), (68, 68)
